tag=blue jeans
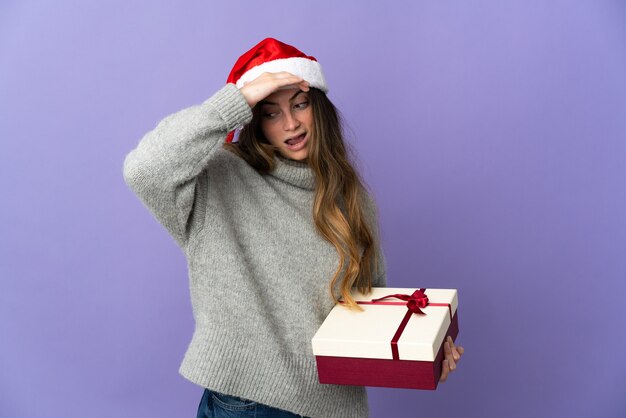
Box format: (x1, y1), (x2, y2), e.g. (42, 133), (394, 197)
(196, 388), (309, 418)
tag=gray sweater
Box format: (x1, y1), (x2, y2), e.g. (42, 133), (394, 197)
(123, 83), (386, 418)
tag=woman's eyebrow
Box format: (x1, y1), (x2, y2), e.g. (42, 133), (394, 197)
(259, 90), (306, 106)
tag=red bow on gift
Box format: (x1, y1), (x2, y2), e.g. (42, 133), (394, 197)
(371, 289), (430, 315)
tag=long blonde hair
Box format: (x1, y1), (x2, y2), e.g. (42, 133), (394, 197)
(223, 87), (381, 309)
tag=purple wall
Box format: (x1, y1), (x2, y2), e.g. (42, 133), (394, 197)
(2, 1), (625, 417)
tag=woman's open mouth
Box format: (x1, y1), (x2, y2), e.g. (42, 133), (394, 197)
(284, 133), (308, 151)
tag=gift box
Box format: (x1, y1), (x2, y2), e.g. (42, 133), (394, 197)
(311, 287), (459, 390)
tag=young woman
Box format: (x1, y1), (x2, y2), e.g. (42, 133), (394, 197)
(123, 38), (462, 418)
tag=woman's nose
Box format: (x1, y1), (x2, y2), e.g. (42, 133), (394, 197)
(283, 111), (301, 131)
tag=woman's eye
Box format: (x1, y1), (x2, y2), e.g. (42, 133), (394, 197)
(294, 101), (309, 110)
(263, 112), (278, 119)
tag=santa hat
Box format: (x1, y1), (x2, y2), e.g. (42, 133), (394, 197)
(225, 38), (329, 143)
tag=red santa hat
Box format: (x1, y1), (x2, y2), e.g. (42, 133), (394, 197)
(225, 38), (328, 143)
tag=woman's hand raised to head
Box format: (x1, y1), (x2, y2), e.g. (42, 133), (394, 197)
(238, 72), (310, 108)
(439, 336), (464, 383)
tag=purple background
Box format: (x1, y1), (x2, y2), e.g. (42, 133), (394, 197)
(1, 1), (625, 417)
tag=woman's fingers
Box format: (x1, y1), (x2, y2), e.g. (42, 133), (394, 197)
(276, 79), (310, 92)
(448, 336), (463, 361)
(453, 345), (464, 360)
(440, 359), (450, 382)
(239, 72), (308, 107)
(274, 73), (310, 92)
(299, 80), (310, 92)
(444, 341), (456, 370)
(440, 337), (463, 382)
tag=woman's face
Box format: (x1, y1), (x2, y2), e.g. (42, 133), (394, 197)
(258, 87), (313, 161)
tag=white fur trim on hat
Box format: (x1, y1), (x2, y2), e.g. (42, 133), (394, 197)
(234, 57), (329, 93)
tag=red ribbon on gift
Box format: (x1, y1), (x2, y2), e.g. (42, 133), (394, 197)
(347, 288), (452, 361)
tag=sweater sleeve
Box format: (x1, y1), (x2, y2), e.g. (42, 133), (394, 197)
(362, 188), (387, 287)
(122, 83), (253, 249)
(373, 245), (387, 288)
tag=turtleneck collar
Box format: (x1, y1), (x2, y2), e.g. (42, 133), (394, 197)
(269, 153), (316, 190)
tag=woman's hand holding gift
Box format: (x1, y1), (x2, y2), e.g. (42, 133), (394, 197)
(439, 336), (464, 383)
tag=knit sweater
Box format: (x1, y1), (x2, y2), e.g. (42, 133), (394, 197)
(123, 83), (386, 418)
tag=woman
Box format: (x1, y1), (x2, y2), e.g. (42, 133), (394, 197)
(123, 38), (462, 418)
